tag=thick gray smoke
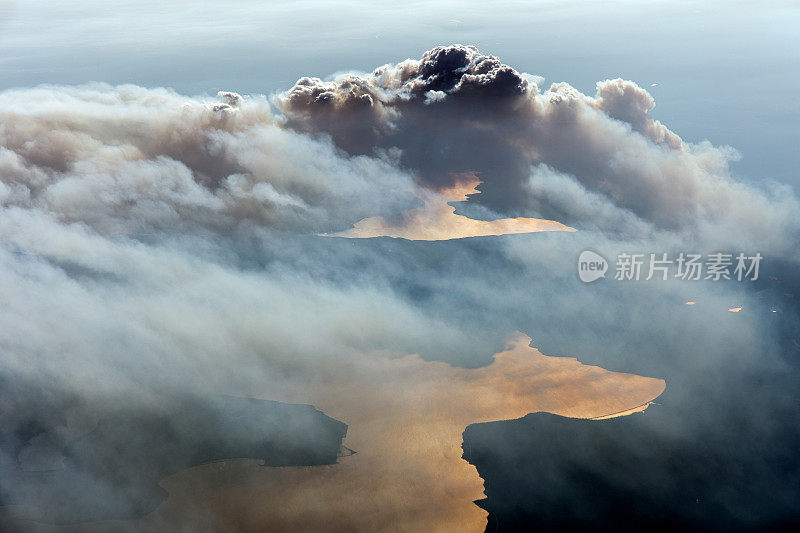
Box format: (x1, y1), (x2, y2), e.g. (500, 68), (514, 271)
(278, 45), (799, 256)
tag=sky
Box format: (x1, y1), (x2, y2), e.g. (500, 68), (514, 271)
(1, 0), (798, 188)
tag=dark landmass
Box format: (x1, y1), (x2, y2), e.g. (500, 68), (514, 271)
(0, 393), (347, 524)
(464, 400), (800, 532)
(462, 257), (800, 532)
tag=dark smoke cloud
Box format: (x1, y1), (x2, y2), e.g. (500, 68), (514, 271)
(278, 45), (799, 255)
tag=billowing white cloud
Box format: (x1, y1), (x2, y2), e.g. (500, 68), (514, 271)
(0, 84), (418, 237)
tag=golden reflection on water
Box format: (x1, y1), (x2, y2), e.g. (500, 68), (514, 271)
(328, 175), (575, 241)
(56, 333), (664, 532)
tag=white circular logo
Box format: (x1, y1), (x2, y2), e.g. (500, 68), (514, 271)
(578, 250), (608, 282)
